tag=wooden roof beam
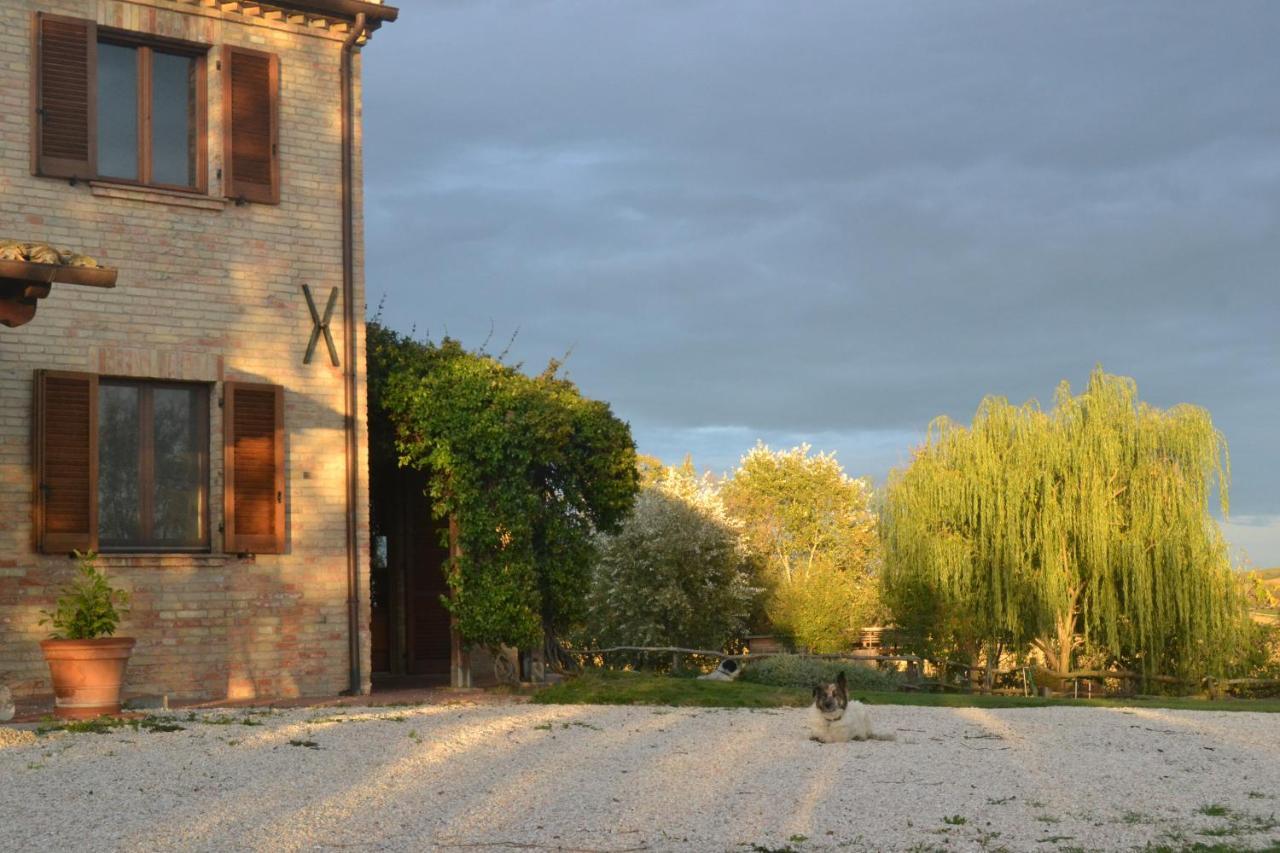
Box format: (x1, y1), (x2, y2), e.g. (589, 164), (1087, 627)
(268, 1), (398, 25)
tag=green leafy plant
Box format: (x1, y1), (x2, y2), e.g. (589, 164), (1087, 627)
(39, 551), (129, 640)
(881, 367), (1248, 681)
(723, 443), (882, 654)
(580, 460), (759, 656)
(370, 323), (639, 658)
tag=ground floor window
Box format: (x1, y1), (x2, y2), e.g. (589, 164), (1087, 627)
(98, 380), (210, 550)
(35, 371), (284, 555)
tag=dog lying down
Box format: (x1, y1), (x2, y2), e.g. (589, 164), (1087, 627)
(810, 672), (895, 743)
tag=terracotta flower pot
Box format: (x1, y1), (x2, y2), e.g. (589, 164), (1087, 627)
(40, 637), (136, 719)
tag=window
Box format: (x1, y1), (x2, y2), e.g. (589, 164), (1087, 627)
(98, 380), (210, 551)
(97, 37), (203, 189)
(33, 14), (247, 198)
(34, 372), (287, 555)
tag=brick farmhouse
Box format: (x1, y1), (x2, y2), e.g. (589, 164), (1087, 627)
(0, 0), (399, 704)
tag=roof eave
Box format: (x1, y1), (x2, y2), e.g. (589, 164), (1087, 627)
(270, 1), (399, 26)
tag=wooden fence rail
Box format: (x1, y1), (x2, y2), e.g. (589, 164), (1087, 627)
(565, 645), (927, 667)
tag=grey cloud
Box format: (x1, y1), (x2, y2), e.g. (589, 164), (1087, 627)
(362, 1), (1280, 557)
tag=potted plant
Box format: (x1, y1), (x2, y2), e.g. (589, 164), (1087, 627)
(39, 551), (134, 719)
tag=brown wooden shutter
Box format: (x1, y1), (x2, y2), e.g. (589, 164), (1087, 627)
(34, 371), (99, 554)
(224, 382), (285, 554)
(32, 13), (97, 180)
(223, 48), (280, 204)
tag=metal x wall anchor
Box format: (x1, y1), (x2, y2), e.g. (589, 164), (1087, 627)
(302, 284), (340, 366)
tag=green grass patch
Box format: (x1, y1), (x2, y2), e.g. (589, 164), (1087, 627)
(185, 712), (265, 727)
(1152, 840), (1280, 845)
(1197, 804), (1232, 818)
(850, 692), (1280, 713)
(532, 670), (1280, 712)
(532, 670), (811, 708)
(37, 715), (185, 735)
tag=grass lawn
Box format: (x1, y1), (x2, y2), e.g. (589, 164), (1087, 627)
(531, 670), (811, 708)
(532, 669), (1280, 713)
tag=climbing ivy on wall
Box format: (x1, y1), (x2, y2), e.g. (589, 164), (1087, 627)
(881, 367), (1248, 679)
(369, 322), (639, 653)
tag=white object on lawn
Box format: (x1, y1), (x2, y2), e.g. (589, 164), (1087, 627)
(697, 658), (741, 681)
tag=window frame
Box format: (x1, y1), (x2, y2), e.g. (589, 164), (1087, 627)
(94, 28), (209, 194)
(97, 377), (212, 554)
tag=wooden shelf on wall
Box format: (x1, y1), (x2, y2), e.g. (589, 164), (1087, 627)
(0, 259), (117, 329)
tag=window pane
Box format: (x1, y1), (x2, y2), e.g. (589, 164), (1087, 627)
(98, 42), (138, 181)
(151, 51), (197, 187)
(99, 384), (141, 545)
(152, 387), (204, 545)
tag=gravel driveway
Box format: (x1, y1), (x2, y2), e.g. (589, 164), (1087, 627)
(1, 701), (1277, 852)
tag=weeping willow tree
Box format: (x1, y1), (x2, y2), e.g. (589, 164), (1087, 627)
(881, 367), (1247, 681)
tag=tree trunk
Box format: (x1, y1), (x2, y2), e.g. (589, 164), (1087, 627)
(541, 615), (578, 674)
(448, 514), (471, 688)
(1053, 613), (1074, 675)
(982, 642), (999, 694)
(1038, 588), (1080, 677)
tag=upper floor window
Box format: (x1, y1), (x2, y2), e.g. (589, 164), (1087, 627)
(97, 38), (204, 190)
(33, 14), (280, 203)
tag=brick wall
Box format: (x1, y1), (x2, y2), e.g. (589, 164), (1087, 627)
(0, 0), (372, 702)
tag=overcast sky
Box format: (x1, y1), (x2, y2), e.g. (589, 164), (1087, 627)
(361, 1), (1280, 566)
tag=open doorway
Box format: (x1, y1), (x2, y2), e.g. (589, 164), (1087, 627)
(370, 463), (453, 686)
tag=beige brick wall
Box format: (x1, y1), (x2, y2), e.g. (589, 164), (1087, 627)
(0, 0), (373, 702)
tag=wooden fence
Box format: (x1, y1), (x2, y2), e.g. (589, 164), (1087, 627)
(564, 645), (1280, 698)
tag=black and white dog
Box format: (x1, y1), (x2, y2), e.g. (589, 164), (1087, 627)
(809, 671), (892, 743)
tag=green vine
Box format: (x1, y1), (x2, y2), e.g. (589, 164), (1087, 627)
(370, 323), (639, 651)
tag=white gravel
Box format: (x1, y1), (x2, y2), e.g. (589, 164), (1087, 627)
(1, 701), (1278, 852)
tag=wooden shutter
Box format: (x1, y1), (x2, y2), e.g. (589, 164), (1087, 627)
(224, 382), (285, 554)
(223, 48), (279, 204)
(34, 371), (99, 554)
(32, 13), (97, 180)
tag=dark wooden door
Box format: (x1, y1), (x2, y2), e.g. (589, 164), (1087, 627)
(398, 470), (452, 677)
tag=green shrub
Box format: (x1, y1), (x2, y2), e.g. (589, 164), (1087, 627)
(739, 654), (902, 691)
(39, 551), (129, 640)
(580, 466), (758, 656)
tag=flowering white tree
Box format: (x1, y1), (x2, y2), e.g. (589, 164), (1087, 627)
(581, 461), (758, 652)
